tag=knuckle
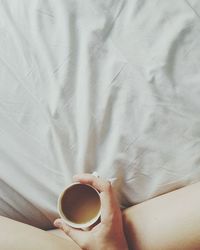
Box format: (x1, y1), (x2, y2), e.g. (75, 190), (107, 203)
(105, 181), (112, 192)
(92, 179), (97, 187)
(103, 213), (115, 225)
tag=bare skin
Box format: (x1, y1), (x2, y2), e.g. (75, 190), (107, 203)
(0, 215), (81, 250)
(54, 174), (129, 250)
(0, 177), (200, 250)
(123, 181), (200, 250)
(54, 176), (200, 250)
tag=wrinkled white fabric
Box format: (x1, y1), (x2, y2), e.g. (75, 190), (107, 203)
(0, 0), (200, 229)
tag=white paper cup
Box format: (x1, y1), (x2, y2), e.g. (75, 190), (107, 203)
(57, 182), (101, 229)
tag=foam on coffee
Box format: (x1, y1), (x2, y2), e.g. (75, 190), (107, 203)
(61, 184), (101, 224)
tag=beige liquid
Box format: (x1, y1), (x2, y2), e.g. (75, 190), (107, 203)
(61, 184), (100, 224)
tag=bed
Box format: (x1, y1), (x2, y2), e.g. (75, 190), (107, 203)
(0, 0), (200, 229)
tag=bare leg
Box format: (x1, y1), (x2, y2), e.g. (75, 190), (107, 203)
(123, 181), (200, 250)
(0, 216), (80, 250)
(48, 228), (70, 239)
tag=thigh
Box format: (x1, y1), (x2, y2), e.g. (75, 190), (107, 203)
(122, 182), (200, 250)
(0, 216), (80, 250)
(48, 228), (69, 239)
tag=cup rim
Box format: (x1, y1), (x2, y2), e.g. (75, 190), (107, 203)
(57, 182), (101, 229)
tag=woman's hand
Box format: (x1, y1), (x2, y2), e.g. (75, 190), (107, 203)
(54, 173), (128, 250)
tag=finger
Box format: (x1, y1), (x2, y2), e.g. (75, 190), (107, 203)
(73, 173), (111, 192)
(54, 219), (88, 247)
(73, 174), (116, 222)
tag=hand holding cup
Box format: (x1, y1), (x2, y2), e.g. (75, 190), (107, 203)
(54, 173), (128, 250)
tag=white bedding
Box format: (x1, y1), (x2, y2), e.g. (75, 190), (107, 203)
(0, 0), (200, 229)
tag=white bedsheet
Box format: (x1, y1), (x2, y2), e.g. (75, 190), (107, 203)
(0, 0), (200, 229)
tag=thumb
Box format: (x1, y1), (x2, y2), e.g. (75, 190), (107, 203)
(54, 219), (89, 248)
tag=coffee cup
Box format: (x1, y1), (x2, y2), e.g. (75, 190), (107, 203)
(57, 182), (101, 229)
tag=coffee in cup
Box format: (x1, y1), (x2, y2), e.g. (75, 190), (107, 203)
(57, 183), (101, 229)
